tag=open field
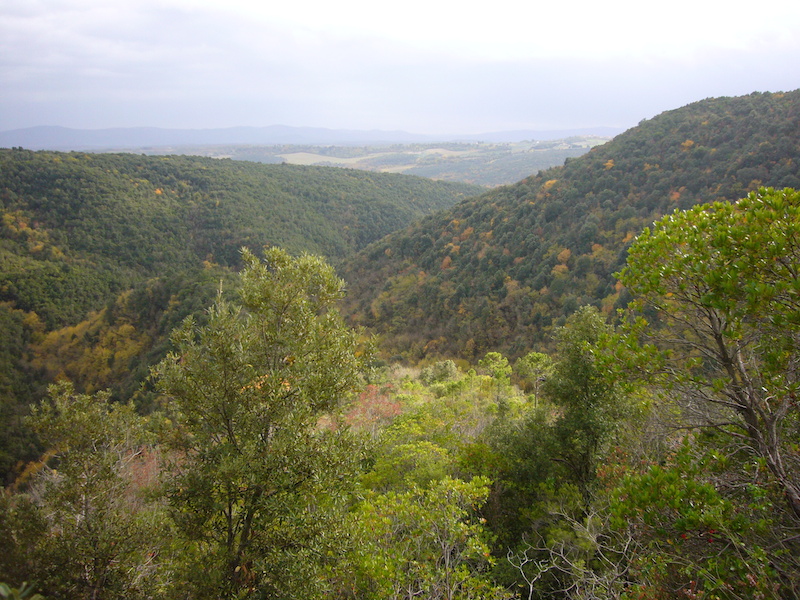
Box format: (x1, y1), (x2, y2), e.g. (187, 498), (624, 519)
(126, 137), (609, 187)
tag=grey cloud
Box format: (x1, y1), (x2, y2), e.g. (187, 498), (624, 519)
(2, 1), (800, 133)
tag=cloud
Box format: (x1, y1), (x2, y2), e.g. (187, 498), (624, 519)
(2, 0), (800, 132)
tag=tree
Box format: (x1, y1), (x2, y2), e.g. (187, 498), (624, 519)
(6, 381), (166, 600)
(618, 187), (800, 521)
(478, 352), (512, 402)
(514, 351), (553, 405)
(479, 352), (512, 382)
(342, 476), (507, 600)
(544, 306), (626, 505)
(152, 247), (368, 599)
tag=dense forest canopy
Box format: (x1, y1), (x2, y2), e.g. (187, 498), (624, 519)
(0, 150), (480, 325)
(2, 91), (800, 600)
(0, 151), (480, 479)
(340, 90), (800, 360)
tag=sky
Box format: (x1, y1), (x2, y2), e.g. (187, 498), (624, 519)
(2, 0), (800, 135)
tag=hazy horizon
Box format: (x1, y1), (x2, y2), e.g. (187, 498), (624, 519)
(3, 0), (800, 135)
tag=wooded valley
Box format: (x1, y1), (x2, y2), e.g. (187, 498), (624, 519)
(1, 90), (800, 600)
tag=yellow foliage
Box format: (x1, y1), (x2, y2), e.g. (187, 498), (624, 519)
(2, 211), (30, 236)
(600, 294), (619, 315)
(543, 179), (558, 190)
(11, 449), (57, 491)
(22, 310), (44, 334)
(557, 248), (572, 264)
(30, 305), (150, 393)
(604, 159), (615, 170)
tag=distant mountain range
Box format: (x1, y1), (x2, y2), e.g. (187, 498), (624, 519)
(0, 125), (625, 151)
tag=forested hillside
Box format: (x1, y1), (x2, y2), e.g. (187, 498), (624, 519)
(0, 151), (480, 478)
(0, 150), (480, 325)
(3, 92), (800, 600)
(340, 91), (800, 360)
(0, 150), (482, 336)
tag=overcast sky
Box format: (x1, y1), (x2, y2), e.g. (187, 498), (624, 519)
(2, 0), (800, 135)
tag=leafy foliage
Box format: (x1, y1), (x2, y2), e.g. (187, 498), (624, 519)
(0, 582), (44, 600)
(619, 187), (800, 520)
(1, 382), (169, 600)
(0, 149), (479, 481)
(342, 477), (507, 600)
(152, 247), (368, 599)
(341, 91), (800, 360)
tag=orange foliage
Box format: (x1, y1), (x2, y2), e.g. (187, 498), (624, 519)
(342, 384), (402, 436)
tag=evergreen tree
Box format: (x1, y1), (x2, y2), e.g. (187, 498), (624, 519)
(153, 247), (369, 599)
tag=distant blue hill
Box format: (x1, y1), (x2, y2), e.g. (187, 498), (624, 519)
(0, 125), (624, 151)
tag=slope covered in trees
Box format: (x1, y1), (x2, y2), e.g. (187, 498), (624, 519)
(0, 150), (481, 329)
(5, 195), (800, 598)
(340, 91), (800, 360)
(4, 91), (800, 599)
(0, 151), (481, 479)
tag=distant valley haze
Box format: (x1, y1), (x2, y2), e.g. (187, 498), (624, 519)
(0, 124), (624, 151)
